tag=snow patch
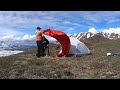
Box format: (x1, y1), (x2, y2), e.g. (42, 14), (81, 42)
(0, 50), (23, 57)
(91, 34), (95, 37)
(79, 33), (85, 39)
(102, 33), (106, 37)
(77, 33), (82, 38)
(73, 33), (77, 37)
(87, 33), (91, 38)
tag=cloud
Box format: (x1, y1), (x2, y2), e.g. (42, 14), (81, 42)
(1, 33), (57, 42)
(22, 34), (56, 41)
(2, 27), (120, 42)
(1, 34), (35, 41)
(0, 27), (23, 36)
(0, 11), (58, 29)
(1, 35), (21, 41)
(88, 27), (120, 34)
(1, 11), (120, 26)
(68, 27), (74, 31)
(78, 11), (120, 24)
(22, 34), (35, 40)
(2, 35), (14, 40)
(63, 21), (71, 24)
(102, 27), (120, 34)
(88, 27), (98, 33)
(72, 23), (82, 27)
(1, 11), (120, 38)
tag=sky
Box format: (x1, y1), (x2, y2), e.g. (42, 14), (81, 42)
(1, 11), (120, 41)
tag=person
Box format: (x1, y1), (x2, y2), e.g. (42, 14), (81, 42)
(35, 27), (44, 57)
(42, 36), (50, 56)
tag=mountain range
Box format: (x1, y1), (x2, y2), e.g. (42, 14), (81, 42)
(0, 40), (36, 51)
(70, 32), (120, 41)
(0, 32), (120, 51)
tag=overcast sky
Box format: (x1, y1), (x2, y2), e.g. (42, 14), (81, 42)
(1, 11), (120, 40)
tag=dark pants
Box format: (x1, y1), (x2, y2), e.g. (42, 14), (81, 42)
(36, 41), (44, 57)
(44, 46), (50, 56)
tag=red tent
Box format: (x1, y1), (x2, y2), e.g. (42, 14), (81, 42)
(43, 29), (70, 57)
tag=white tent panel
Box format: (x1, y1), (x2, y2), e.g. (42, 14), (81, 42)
(68, 37), (90, 55)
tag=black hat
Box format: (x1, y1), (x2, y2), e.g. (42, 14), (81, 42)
(36, 27), (41, 30)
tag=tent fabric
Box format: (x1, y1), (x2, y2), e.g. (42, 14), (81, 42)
(43, 29), (71, 57)
(68, 37), (90, 55)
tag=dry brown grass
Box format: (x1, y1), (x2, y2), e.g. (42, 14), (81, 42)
(0, 41), (120, 79)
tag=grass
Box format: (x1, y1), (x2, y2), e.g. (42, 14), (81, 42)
(0, 40), (120, 79)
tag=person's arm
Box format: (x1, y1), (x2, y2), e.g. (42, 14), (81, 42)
(35, 30), (37, 34)
(36, 30), (44, 35)
(43, 40), (46, 43)
(40, 30), (44, 34)
(47, 44), (49, 46)
(44, 38), (49, 43)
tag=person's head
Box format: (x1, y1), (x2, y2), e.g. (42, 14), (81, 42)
(42, 36), (45, 39)
(43, 36), (47, 40)
(36, 27), (41, 30)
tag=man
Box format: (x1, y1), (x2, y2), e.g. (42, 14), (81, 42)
(42, 36), (50, 56)
(35, 27), (44, 57)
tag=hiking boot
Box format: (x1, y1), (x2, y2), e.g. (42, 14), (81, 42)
(37, 56), (41, 58)
(36, 54), (38, 57)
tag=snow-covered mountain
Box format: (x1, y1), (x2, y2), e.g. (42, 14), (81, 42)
(0, 40), (37, 51)
(70, 32), (120, 41)
(0, 38), (56, 51)
(0, 38), (56, 57)
(1, 32), (119, 51)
